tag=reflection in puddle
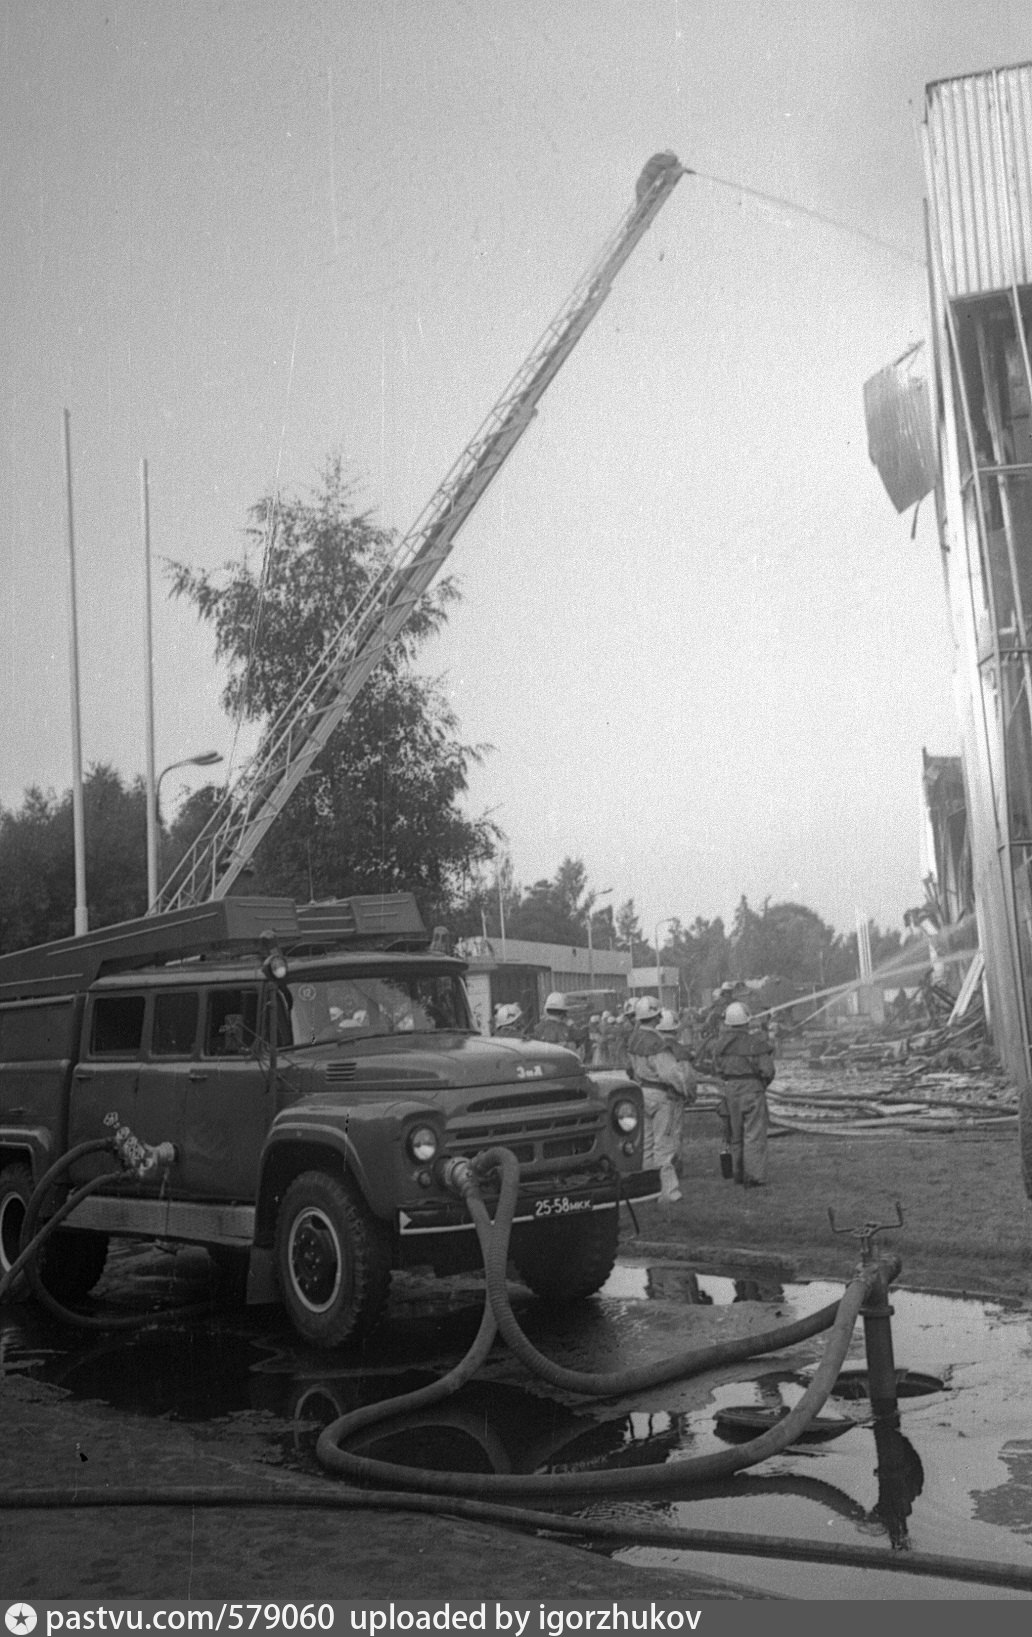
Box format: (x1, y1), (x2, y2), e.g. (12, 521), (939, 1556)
(1, 1251), (1030, 1592)
(602, 1266), (787, 1305)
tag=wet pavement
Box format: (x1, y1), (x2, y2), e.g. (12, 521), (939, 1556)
(2, 1244), (1031, 1600)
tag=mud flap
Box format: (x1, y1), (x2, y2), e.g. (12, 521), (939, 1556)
(245, 1244), (279, 1305)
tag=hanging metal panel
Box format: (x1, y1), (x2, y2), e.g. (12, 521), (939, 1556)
(926, 62), (1032, 298)
(863, 344), (938, 512)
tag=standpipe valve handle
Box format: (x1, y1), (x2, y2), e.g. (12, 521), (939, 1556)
(827, 1201), (904, 1265)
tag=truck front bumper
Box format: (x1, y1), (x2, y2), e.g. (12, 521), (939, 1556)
(397, 1166), (660, 1237)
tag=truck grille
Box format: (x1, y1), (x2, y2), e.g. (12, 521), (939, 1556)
(447, 1095), (603, 1169)
(466, 1087), (590, 1114)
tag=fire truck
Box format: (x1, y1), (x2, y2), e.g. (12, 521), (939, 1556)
(0, 154), (685, 1341)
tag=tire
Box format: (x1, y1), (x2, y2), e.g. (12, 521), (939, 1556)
(0, 1162), (109, 1305)
(274, 1171), (392, 1347)
(513, 1207), (620, 1304)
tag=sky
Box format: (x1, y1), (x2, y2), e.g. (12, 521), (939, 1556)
(2, 0), (1030, 943)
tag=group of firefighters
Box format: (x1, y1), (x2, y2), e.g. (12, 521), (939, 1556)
(492, 984), (775, 1197)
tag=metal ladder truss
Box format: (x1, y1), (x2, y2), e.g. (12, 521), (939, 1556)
(155, 153), (686, 913)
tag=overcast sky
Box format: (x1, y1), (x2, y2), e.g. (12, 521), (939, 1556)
(3, 1), (1030, 941)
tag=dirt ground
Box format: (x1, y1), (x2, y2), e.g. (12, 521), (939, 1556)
(4, 1115), (1029, 1605)
(0, 1297), (782, 1604)
(638, 1113), (1032, 1301)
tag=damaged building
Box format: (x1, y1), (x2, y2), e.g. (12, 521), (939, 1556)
(869, 63), (1032, 1192)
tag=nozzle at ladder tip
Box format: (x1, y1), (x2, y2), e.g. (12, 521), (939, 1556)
(634, 151), (685, 202)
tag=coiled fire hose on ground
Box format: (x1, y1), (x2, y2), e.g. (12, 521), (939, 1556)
(5, 1139), (1032, 1590)
(315, 1145), (877, 1497)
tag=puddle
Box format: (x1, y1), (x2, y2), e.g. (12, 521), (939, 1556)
(2, 1252), (1031, 1597)
(831, 1366), (945, 1399)
(603, 1266), (787, 1305)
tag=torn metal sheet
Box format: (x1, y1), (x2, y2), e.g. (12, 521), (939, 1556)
(863, 345), (938, 513)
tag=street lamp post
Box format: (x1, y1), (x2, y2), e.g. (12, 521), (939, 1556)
(655, 917), (676, 1011)
(586, 888), (613, 985)
(148, 751), (223, 908)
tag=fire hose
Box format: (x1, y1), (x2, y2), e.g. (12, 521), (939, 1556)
(0, 1131), (211, 1328)
(314, 1145), (879, 1496)
(5, 1135), (1032, 1590)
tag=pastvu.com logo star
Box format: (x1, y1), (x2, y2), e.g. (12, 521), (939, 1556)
(5, 1606), (38, 1635)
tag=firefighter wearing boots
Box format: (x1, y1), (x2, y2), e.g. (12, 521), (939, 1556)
(627, 996), (693, 1205)
(711, 1001), (774, 1187)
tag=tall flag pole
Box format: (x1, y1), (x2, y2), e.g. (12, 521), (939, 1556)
(62, 408), (88, 935)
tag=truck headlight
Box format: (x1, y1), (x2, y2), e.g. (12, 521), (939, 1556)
(407, 1125), (439, 1164)
(612, 1098), (639, 1135)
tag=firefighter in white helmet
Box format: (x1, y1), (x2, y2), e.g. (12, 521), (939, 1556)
(530, 992), (573, 1048)
(493, 1003), (524, 1038)
(626, 996), (695, 1205)
(711, 1001), (775, 1186)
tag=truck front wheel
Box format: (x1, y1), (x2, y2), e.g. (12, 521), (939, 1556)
(513, 1206), (620, 1304)
(0, 1162), (109, 1304)
(275, 1171), (391, 1347)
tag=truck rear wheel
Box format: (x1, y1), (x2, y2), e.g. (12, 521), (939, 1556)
(513, 1207), (620, 1304)
(0, 1162), (109, 1304)
(275, 1171), (391, 1347)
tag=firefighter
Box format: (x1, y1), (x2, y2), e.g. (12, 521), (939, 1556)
(612, 998), (637, 1070)
(626, 997), (693, 1205)
(657, 1008), (698, 1179)
(493, 1003), (524, 1038)
(711, 1001), (775, 1187)
(530, 992), (573, 1047)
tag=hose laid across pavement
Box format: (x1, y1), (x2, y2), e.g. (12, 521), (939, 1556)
(3, 1483), (1031, 1592)
(5, 1141), (1032, 1590)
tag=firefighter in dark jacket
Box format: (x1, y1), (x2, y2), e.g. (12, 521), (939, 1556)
(711, 1001), (775, 1187)
(530, 992), (573, 1047)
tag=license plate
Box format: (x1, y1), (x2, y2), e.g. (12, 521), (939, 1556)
(533, 1194), (594, 1218)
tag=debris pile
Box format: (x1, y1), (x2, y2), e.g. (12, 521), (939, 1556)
(692, 987), (1017, 1136)
(765, 1004), (1016, 1133)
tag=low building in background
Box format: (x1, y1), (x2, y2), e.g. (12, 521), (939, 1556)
(458, 937), (632, 1034)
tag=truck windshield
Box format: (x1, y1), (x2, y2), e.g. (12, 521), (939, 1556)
(286, 972), (473, 1045)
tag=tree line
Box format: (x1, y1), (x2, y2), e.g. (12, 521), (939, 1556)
(453, 856), (903, 999)
(0, 458), (903, 991)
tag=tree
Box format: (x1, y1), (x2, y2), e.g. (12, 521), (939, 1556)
(729, 896), (843, 986)
(166, 457), (498, 918)
(503, 856), (590, 945)
(0, 765), (149, 952)
(452, 856), (615, 951)
(665, 915), (730, 1005)
(615, 898), (644, 963)
(588, 900), (616, 951)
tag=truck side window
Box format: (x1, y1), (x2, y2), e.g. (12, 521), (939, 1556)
(152, 992), (199, 1057)
(90, 994), (146, 1058)
(205, 989), (260, 1057)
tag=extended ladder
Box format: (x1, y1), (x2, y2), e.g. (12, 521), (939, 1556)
(155, 153), (686, 913)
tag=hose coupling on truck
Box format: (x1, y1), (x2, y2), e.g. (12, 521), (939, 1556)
(103, 1112), (178, 1181)
(435, 1155), (477, 1201)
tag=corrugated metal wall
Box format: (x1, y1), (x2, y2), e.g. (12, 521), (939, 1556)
(926, 63), (1032, 299)
(924, 60), (1032, 1193)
